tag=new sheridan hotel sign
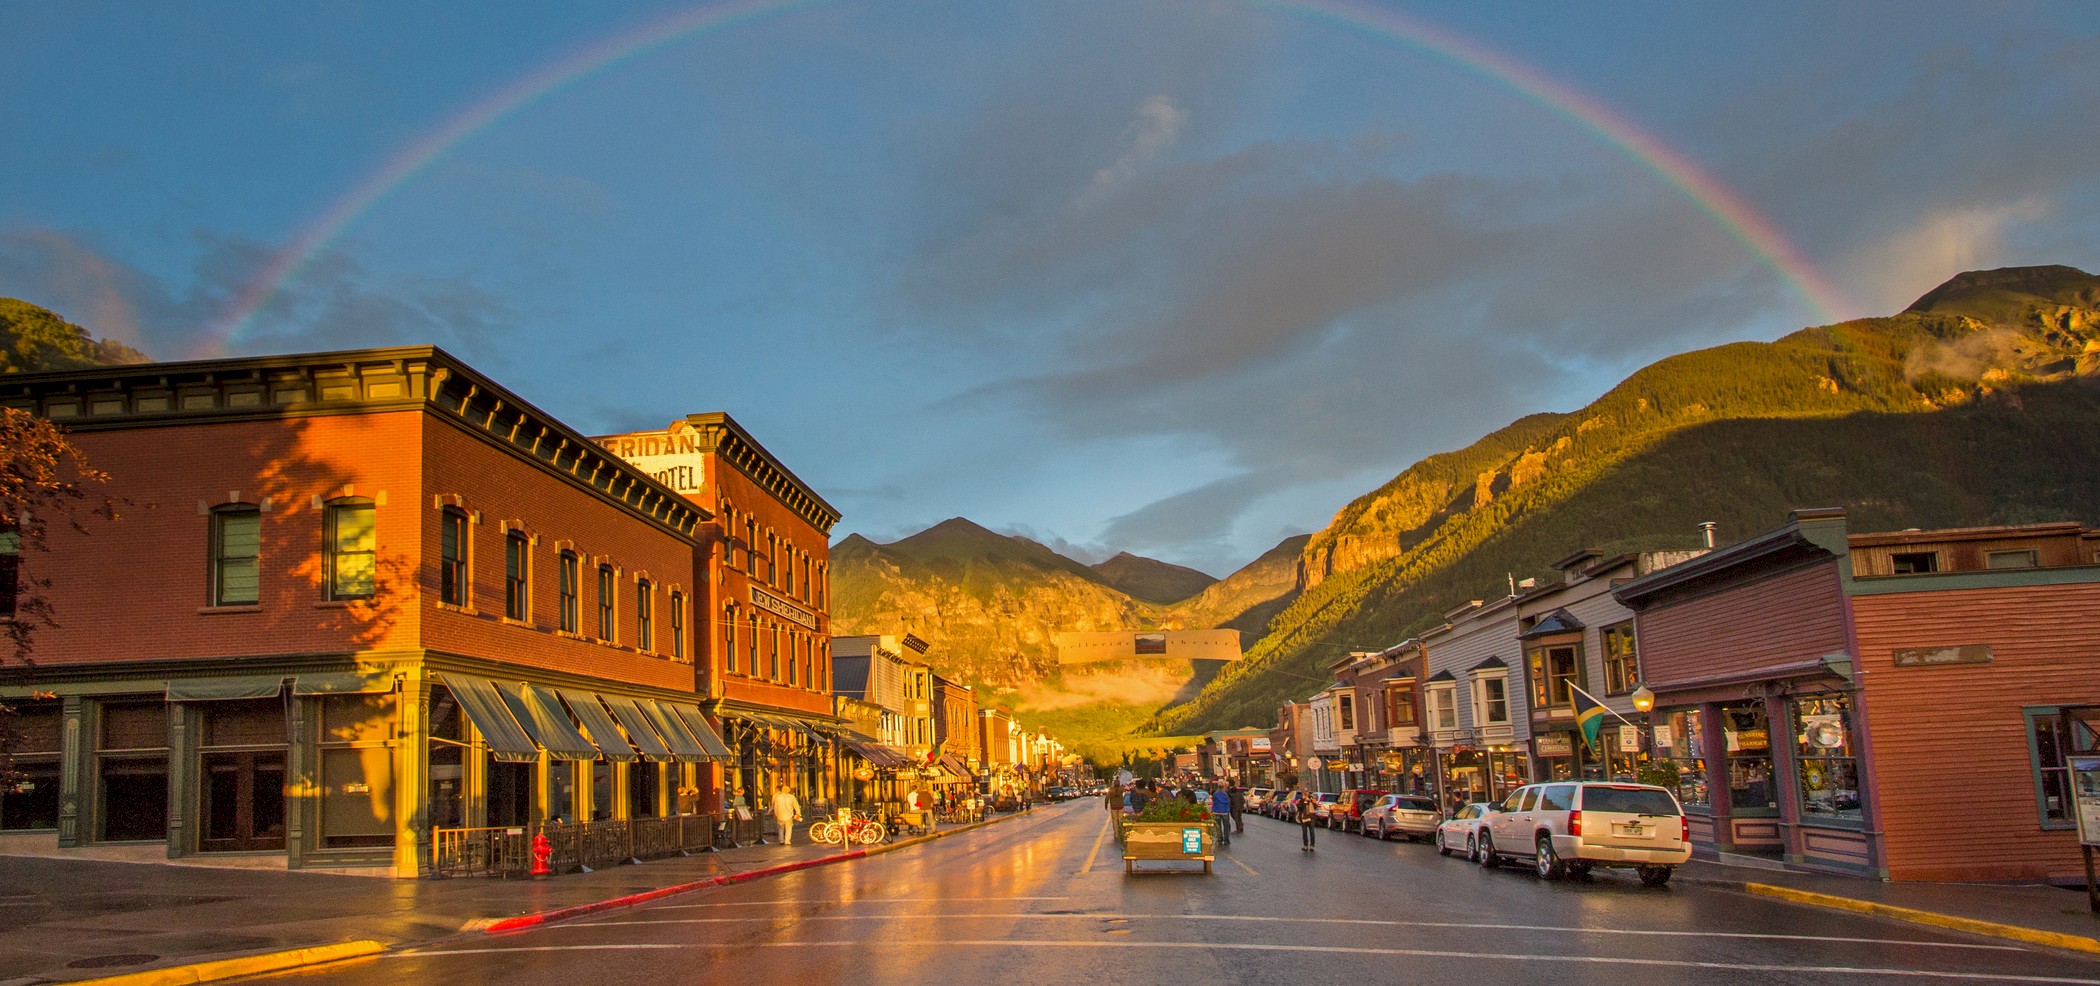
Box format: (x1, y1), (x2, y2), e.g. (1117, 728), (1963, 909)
(596, 428), (704, 494)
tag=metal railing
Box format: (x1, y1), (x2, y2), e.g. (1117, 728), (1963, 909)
(431, 812), (721, 878)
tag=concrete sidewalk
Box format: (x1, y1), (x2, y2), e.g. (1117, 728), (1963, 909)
(0, 811), (1036, 986)
(1679, 858), (2100, 954)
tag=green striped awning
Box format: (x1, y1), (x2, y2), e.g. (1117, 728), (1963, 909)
(600, 695), (676, 762)
(166, 675), (285, 702)
(668, 704), (736, 761)
(440, 674), (538, 763)
(558, 690), (637, 762)
(637, 700), (711, 763)
(502, 682), (598, 761)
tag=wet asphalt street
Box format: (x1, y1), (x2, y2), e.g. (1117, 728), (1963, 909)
(278, 800), (2100, 986)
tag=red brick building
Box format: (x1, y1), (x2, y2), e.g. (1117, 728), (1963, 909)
(595, 414), (841, 814)
(0, 347), (734, 876)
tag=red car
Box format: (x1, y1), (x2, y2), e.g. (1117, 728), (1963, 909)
(1329, 788), (1390, 832)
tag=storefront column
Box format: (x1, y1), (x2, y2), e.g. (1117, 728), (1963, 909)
(283, 694), (308, 862)
(1768, 688), (1805, 865)
(1847, 685), (1888, 876)
(394, 676), (430, 877)
(57, 695), (83, 847)
(166, 702), (194, 858)
(1700, 702), (1733, 852)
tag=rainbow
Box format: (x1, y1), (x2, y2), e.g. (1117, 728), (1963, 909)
(197, 0), (1848, 356)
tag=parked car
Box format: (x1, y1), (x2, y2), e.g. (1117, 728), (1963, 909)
(1476, 781), (1691, 886)
(1329, 789), (1389, 832)
(1361, 793), (1442, 841)
(1310, 791), (1341, 824)
(1244, 788), (1273, 813)
(1435, 801), (1496, 858)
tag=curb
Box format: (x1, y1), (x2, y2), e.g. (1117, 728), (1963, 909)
(64, 941), (385, 986)
(1740, 882), (2100, 955)
(483, 805), (1043, 933)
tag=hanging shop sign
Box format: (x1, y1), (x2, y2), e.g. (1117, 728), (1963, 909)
(1535, 734), (1572, 757)
(2071, 757), (2100, 847)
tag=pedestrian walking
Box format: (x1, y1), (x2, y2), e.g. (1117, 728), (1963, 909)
(771, 786), (803, 846)
(1294, 789), (1316, 851)
(1209, 784), (1232, 848)
(1227, 784), (1246, 834)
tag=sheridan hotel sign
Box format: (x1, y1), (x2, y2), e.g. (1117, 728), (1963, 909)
(595, 425), (705, 494)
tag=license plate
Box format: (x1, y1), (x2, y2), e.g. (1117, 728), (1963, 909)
(1613, 823), (1647, 836)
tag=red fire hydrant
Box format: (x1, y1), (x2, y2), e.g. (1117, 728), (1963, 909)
(530, 832), (553, 877)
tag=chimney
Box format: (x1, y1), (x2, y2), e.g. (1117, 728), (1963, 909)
(1698, 521), (1717, 548)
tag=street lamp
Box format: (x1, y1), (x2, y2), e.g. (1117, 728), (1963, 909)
(1630, 684), (1657, 767)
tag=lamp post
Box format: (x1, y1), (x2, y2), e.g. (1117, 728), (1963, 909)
(1631, 685), (1656, 770)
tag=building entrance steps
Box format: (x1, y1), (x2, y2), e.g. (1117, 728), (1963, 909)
(0, 805), (1049, 986)
(1677, 858), (2100, 955)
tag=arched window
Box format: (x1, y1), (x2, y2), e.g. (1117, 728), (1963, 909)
(438, 507), (468, 605)
(747, 614), (759, 672)
(785, 631), (797, 686)
(325, 497), (375, 600)
(503, 530), (529, 620)
(723, 604), (738, 673)
(211, 504), (261, 605)
(558, 551), (579, 632)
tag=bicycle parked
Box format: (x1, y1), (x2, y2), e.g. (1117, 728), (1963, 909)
(807, 807), (887, 846)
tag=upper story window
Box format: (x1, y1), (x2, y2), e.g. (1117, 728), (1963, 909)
(1385, 680), (1417, 726)
(815, 563), (826, 609)
(743, 519), (758, 576)
(324, 498), (375, 600)
(768, 623), (781, 680)
(636, 578), (654, 651)
(783, 546), (796, 595)
(669, 590), (685, 660)
(1473, 673), (1511, 726)
(596, 563), (615, 641)
(746, 613), (758, 672)
(785, 631), (797, 686)
(722, 604), (737, 672)
(1528, 645), (1582, 711)
(1891, 551), (1939, 574)
(1988, 549), (2039, 570)
(1426, 685), (1458, 731)
(439, 508), (467, 606)
(1603, 623), (1639, 695)
(557, 551), (579, 632)
(211, 505), (261, 606)
(0, 521), (17, 619)
(1337, 694), (1354, 731)
(503, 531), (529, 620)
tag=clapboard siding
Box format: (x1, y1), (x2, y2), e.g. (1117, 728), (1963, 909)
(1855, 581), (2100, 881)
(1637, 562), (1847, 688)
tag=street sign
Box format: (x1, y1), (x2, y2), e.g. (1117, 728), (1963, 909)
(1182, 828), (1203, 853)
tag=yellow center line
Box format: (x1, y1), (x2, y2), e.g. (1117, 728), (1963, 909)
(1221, 850), (1258, 876)
(1078, 810), (1112, 874)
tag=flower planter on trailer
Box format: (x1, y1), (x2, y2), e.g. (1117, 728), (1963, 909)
(1121, 819), (1214, 874)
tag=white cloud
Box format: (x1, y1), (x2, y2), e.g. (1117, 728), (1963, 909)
(1079, 95), (1188, 205)
(1836, 197), (2054, 314)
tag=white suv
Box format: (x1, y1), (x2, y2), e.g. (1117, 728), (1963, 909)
(1476, 781), (1691, 886)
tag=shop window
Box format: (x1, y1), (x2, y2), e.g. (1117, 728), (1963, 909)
(198, 699), (287, 852)
(211, 505), (261, 606)
(486, 757), (535, 827)
(0, 701), (61, 830)
(97, 700), (169, 843)
(1655, 708), (1709, 808)
(669, 591), (685, 660)
(428, 687), (466, 830)
(318, 693), (395, 849)
(1602, 623), (1638, 695)
(548, 761), (578, 823)
(590, 762), (613, 821)
(629, 760), (661, 819)
(1792, 694), (1861, 820)
(557, 551), (579, 633)
(636, 579), (654, 652)
(503, 531), (528, 620)
(1528, 645), (1583, 711)
(2029, 710), (2077, 827)
(439, 508), (467, 606)
(596, 564), (616, 642)
(1721, 699), (1775, 811)
(324, 498), (376, 600)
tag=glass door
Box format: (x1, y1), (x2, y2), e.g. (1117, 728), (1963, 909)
(199, 751), (287, 851)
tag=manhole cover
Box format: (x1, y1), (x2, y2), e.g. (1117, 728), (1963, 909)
(67, 954), (159, 969)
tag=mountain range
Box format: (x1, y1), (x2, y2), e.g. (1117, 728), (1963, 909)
(832, 265), (2100, 746)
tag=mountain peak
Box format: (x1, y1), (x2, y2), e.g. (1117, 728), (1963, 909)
(1904, 264), (2098, 316)
(1091, 552), (1219, 604)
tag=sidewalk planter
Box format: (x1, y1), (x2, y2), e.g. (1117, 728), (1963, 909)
(1122, 821), (1214, 874)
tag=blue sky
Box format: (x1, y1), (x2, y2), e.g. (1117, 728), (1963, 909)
(5, 1), (2098, 576)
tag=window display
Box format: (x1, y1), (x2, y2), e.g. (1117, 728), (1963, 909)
(1794, 693), (1861, 819)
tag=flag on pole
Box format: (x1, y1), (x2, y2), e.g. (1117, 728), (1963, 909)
(1571, 688), (1607, 753)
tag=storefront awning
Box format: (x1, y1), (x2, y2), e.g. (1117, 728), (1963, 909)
(291, 672), (396, 695)
(838, 730), (916, 769)
(441, 674), (539, 763)
(939, 752), (974, 778)
(637, 699), (711, 763)
(600, 695), (676, 761)
(558, 690), (637, 762)
(501, 683), (598, 761)
(668, 704), (736, 761)
(167, 675), (285, 701)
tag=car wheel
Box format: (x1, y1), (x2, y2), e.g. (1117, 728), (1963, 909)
(1638, 865), (1673, 887)
(1534, 834), (1565, 880)
(1465, 834), (1477, 861)
(1477, 832), (1500, 868)
(1435, 830), (1449, 856)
